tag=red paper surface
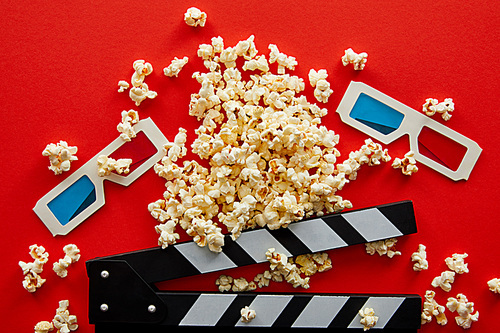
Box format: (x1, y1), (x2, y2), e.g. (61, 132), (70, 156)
(1, 1), (498, 332)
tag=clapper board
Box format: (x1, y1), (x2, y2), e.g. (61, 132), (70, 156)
(86, 200), (422, 332)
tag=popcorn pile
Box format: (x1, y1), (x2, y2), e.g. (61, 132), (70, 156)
(42, 141), (78, 175)
(19, 244), (49, 293)
(341, 48), (368, 70)
(148, 35), (393, 253)
(34, 300), (78, 333)
(118, 60), (157, 106)
(422, 98), (454, 121)
(215, 249), (332, 292)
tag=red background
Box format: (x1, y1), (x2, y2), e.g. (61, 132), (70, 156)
(1, 1), (498, 332)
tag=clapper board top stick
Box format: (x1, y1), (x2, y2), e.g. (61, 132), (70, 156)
(86, 200), (421, 332)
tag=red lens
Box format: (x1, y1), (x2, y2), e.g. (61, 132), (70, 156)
(417, 126), (468, 172)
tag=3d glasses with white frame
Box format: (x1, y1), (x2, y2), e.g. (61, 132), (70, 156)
(336, 81), (482, 181)
(33, 118), (169, 236)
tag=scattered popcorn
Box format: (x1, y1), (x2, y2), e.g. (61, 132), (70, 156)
(19, 260), (44, 275)
(216, 250), (332, 293)
(19, 244), (49, 292)
(266, 248), (310, 289)
(52, 300), (78, 333)
(341, 48), (368, 70)
(42, 141), (78, 175)
(294, 252), (332, 276)
(422, 98), (454, 121)
(29, 244), (50, 263)
(487, 278), (500, 294)
(365, 238), (401, 258)
(431, 270), (456, 292)
(240, 306), (256, 323)
(446, 294), (479, 329)
(254, 270), (273, 288)
(359, 307), (378, 331)
(421, 290), (448, 326)
(308, 69), (333, 103)
(164, 56), (189, 77)
(445, 253), (469, 274)
(34, 321), (54, 333)
(119, 60), (157, 106)
(392, 151), (418, 176)
(184, 7), (207, 27)
(131, 59), (153, 87)
(129, 82), (157, 106)
(23, 272), (46, 293)
(411, 244), (429, 271)
(117, 80), (129, 92)
(117, 109), (139, 141)
(53, 260), (70, 278)
(215, 275), (256, 292)
(53, 244), (80, 278)
(215, 275), (234, 292)
(97, 155), (132, 176)
(149, 35), (391, 253)
(268, 44), (298, 74)
(232, 277), (257, 292)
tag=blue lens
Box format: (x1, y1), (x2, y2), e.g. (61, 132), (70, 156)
(47, 175), (96, 225)
(349, 93), (405, 135)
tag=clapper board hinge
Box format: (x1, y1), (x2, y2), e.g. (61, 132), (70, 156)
(86, 200), (421, 332)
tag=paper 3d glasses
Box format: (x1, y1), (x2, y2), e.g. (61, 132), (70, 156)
(33, 118), (168, 236)
(336, 81), (482, 181)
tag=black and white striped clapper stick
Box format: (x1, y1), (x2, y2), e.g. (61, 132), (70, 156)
(86, 200), (420, 332)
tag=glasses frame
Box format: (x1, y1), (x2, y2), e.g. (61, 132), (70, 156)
(33, 117), (168, 236)
(336, 81), (482, 181)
